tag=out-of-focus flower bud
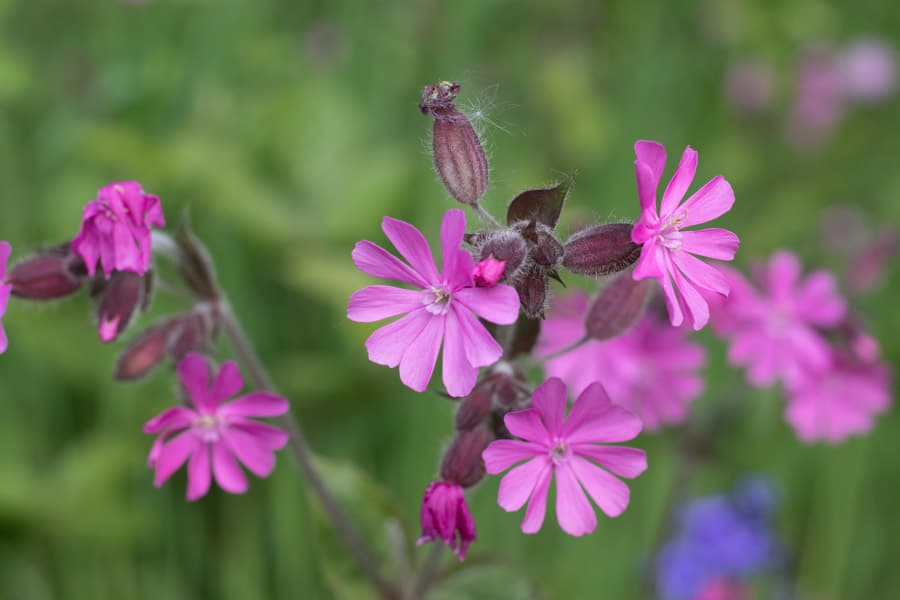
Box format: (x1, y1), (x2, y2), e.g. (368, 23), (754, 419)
(421, 81), (488, 207)
(93, 271), (151, 342)
(455, 383), (493, 431)
(440, 427), (492, 488)
(174, 219), (220, 301)
(562, 223), (641, 276)
(585, 271), (651, 340)
(8, 245), (87, 300)
(115, 307), (217, 380)
(472, 255), (506, 288)
(506, 316), (541, 359)
(506, 182), (569, 230)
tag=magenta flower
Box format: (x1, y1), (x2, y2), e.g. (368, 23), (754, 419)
(348, 209), (520, 397)
(71, 181), (166, 278)
(472, 255), (506, 288)
(0, 241), (12, 354)
(785, 355), (891, 444)
(693, 579), (752, 600)
(417, 480), (477, 560)
(631, 141), (739, 330)
(144, 353), (290, 501)
(712, 251), (846, 388)
(537, 292), (706, 431)
(482, 378), (647, 536)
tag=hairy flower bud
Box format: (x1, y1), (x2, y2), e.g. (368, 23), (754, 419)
(421, 81), (489, 206)
(518, 265), (548, 318)
(440, 427), (492, 488)
(473, 230), (528, 280)
(517, 221), (565, 269)
(93, 271), (151, 343)
(455, 383), (493, 431)
(8, 246), (87, 300)
(585, 272), (651, 340)
(562, 223), (641, 276)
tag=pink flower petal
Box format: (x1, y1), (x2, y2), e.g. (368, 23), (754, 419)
(365, 309), (431, 367)
(177, 353), (211, 410)
(382, 216), (440, 284)
(220, 392), (289, 418)
(352, 240), (429, 288)
(632, 239), (663, 280)
(442, 310), (478, 397)
(671, 263), (710, 330)
(187, 443), (212, 501)
(766, 251), (801, 301)
(796, 271), (846, 325)
(224, 428), (276, 477)
(561, 382), (613, 438)
(679, 228), (740, 260)
(482, 439), (545, 474)
(398, 314), (444, 392)
(634, 140), (667, 190)
(347, 285), (426, 323)
(555, 462), (597, 536)
(532, 377), (567, 437)
(678, 176), (735, 229)
(210, 360), (244, 406)
(452, 307), (503, 368)
(671, 251), (730, 296)
(152, 430), (198, 486)
(445, 249), (476, 290)
(497, 455), (551, 512)
(454, 285), (520, 325)
(660, 146), (698, 218)
(440, 209), (467, 280)
(212, 443), (248, 494)
(521, 461), (553, 534)
(570, 455), (631, 517)
(634, 160), (660, 214)
(565, 406), (643, 445)
(144, 406), (196, 434)
(0, 241), (10, 276)
(572, 445), (648, 478)
(231, 420), (290, 450)
(504, 408), (551, 445)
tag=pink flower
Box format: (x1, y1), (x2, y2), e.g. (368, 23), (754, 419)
(630, 141), (739, 330)
(694, 578), (754, 600)
(838, 37), (898, 104)
(472, 255), (506, 287)
(71, 181), (166, 278)
(0, 241), (12, 353)
(417, 481), (477, 560)
(537, 292), (706, 431)
(785, 355), (891, 444)
(712, 251), (847, 388)
(482, 378), (647, 536)
(144, 353), (290, 501)
(348, 209), (520, 397)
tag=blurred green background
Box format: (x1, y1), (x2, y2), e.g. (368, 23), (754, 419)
(0, 0), (898, 598)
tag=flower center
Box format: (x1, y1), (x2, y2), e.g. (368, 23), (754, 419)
(193, 413), (223, 443)
(657, 212), (685, 250)
(550, 440), (569, 466)
(424, 285), (452, 315)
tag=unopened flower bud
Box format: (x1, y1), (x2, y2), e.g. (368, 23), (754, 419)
(585, 272), (651, 340)
(562, 223), (641, 276)
(518, 222), (564, 269)
(8, 246), (87, 300)
(440, 427), (492, 488)
(421, 81), (489, 207)
(518, 265), (548, 318)
(475, 230), (528, 279)
(417, 480), (476, 561)
(94, 271), (151, 342)
(115, 318), (179, 380)
(473, 255), (505, 288)
(455, 383), (493, 430)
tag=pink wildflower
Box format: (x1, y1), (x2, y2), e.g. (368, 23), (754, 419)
(537, 292), (706, 431)
(630, 140), (739, 330)
(144, 353), (290, 501)
(472, 255), (506, 287)
(712, 251), (846, 388)
(0, 241), (12, 353)
(482, 378), (647, 536)
(71, 181), (165, 278)
(348, 209), (519, 397)
(785, 355), (891, 444)
(694, 578), (754, 600)
(417, 481), (477, 560)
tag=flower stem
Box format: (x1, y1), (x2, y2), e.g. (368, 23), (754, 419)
(409, 543), (445, 599)
(217, 300), (400, 600)
(529, 336), (589, 364)
(474, 204), (502, 228)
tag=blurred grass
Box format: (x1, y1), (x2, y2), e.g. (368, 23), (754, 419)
(0, 0), (898, 598)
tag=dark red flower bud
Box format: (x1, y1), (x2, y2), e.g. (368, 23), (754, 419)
(8, 247), (86, 300)
(455, 384), (493, 431)
(94, 271), (151, 343)
(585, 272), (651, 340)
(169, 310), (215, 362)
(506, 316), (541, 359)
(506, 182), (569, 229)
(517, 265), (548, 318)
(114, 318), (179, 380)
(517, 222), (564, 269)
(440, 427), (492, 488)
(562, 223), (641, 276)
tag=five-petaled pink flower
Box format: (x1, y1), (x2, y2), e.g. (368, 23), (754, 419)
(348, 209), (520, 397)
(0, 241), (12, 353)
(71, 181), (166, 279)
(144, 353), (290, 501)
(631, 141), (739, 330)
(482, 378), (647, 536)
(417, 480), (477, 560)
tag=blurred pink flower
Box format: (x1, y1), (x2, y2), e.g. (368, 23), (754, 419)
(417, 481), (476, 560)
(723, 59), (775, 115)
(144, 353), (290, 501)
(788, 46), (846, 148)
(693, 578), (754, 600)
(785, 355), (891, 444)
(482, 378), (646, 536)
(712, 251), (846, 388)
(71, 181), (165, 278)
(838, 37), (898, 104)
(348, 209), (519, 397)
(631, 141), (739, 330)
(0, 241), (12, 353)
(537, 291), (706, 431)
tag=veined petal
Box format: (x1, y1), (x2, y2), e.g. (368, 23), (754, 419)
(352, 240), (429, 288)
(442, 310), (478, 397)
(210, 360), (244, 406)
(446, 249), (476, 290)
(398, 314), (444, 392)
(634, 160), (660, 214)
(572, 445), (648, 479)
(482, 439), (545, 474)
(671, 260), (711, 330)
(152, 430), (198, 487)
(678, 176), (735, 228)
(144, 406), (196, 434)
(679, 228), (739, 260)
(497, 456), (550, 512)
(658, 250), (685, 327)
(224, 428), (276, 477)
(561, 382), (613, 438)
(570, 456), (631, 517)
(452, 306), (503, 368)
(212, 443), (248, 494)
(382, 216), (441, 284)
(555, 463), (597, 536)
(532, 377), (567, 437)
(177, 353), (211, 410)
(521, 460), (553, 534)
(220, 392), (290, 418)
(660, 146), (698, 218)
(440, 209), (467, 279)
(347, 285), (426, 323)
(671, 251), (730, 296)
(454, 285), (520, 325)
(365, 309), (431, 367)
(186, 443), (212, 501)
(230, 420), (290, 450)
(504, 408), (551, 445)
(634, 140), (667, 190)
(565, 406), (643, 445)
(632, 239), (663, 280)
